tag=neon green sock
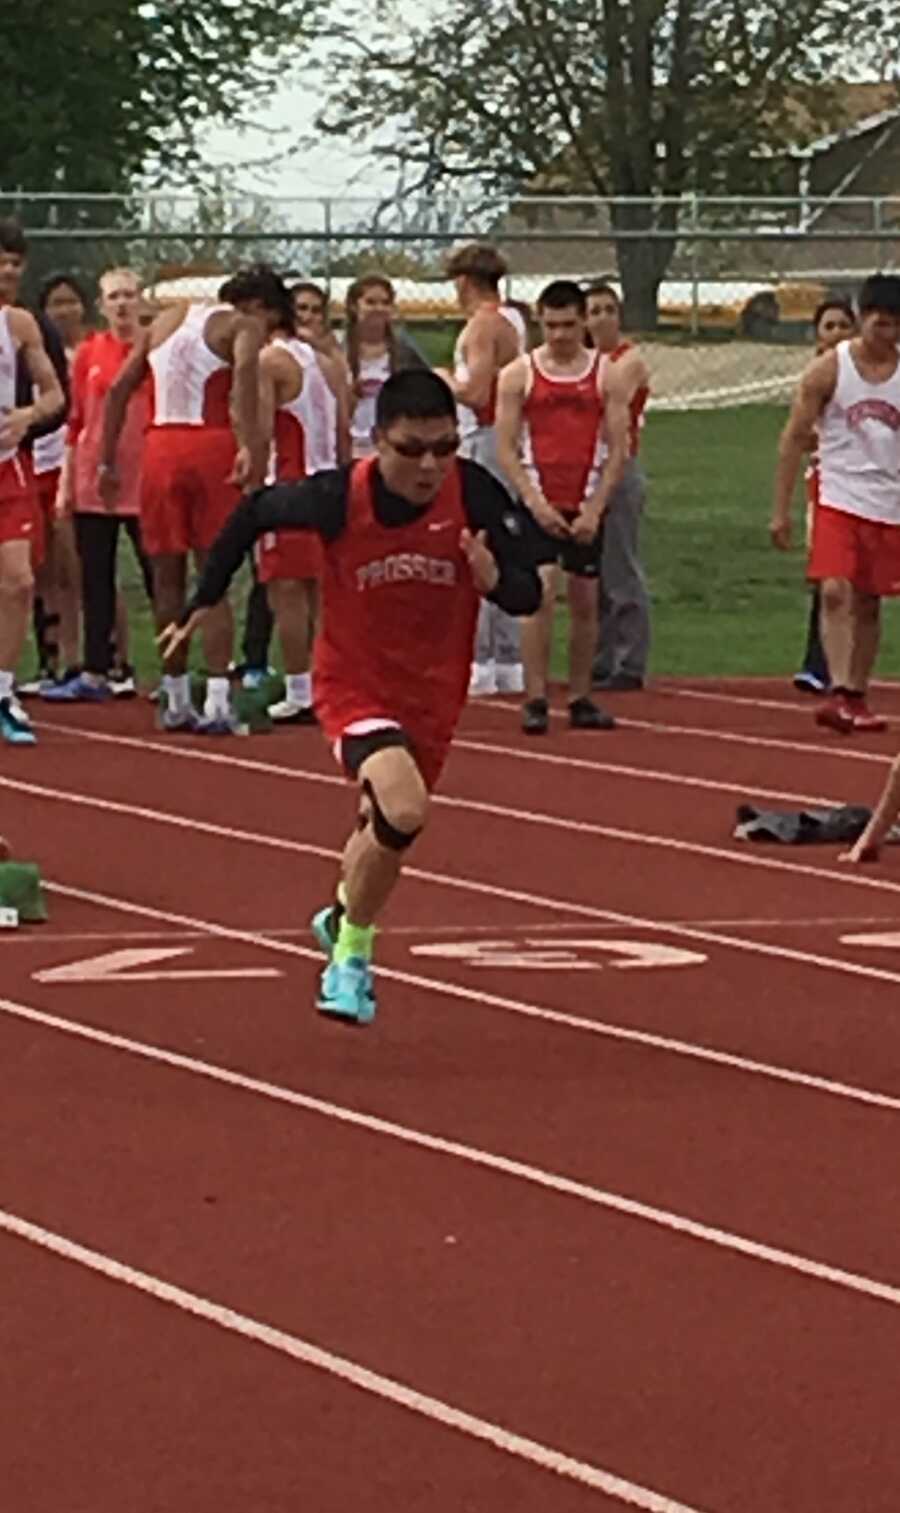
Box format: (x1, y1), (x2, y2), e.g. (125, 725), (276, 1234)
(334, 917), (375, 965)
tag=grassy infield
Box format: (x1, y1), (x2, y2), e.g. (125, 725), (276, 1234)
(25, 403), (900, 687)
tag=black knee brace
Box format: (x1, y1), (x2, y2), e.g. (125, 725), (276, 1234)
(361, 779), (422, 851)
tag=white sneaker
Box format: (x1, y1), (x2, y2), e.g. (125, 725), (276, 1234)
(268, 698), (316, 726)
(469, 661), (497, 697)
(495, 663), (524, 694)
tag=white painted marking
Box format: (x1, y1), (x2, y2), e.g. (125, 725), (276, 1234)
(841, 931), (900, 949)
(0, 1205), (708, 1513)
(484, 699), (891, 766)
(455, 737), (839, 808)
(8, 773), (900, 997)
(411, 939), (706, 971)
(4, 993), (900, 1314)
(34, 946), (282, 985)
(31, 881), (900, 1117)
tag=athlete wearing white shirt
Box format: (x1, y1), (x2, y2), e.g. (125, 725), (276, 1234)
(772, 273), (900, 734)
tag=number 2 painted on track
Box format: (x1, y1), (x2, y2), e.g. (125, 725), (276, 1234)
(410, 939), (706, 971)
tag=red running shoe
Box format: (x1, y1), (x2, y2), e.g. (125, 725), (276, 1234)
(815, 694), (855, 733)
(850, 701), (888, 733)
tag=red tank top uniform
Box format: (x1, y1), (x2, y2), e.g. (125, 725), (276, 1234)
(609, 340), (650, 457)
(521, 352), (605, 511)
(314, 457), (478, 790)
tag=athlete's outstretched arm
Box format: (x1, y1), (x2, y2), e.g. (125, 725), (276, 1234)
(188, 474), (346, 612)
(841, 755), (900, 864)
(771, 353), (835, 550)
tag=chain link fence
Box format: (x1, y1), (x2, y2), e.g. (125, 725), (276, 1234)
(4, 191), (899, 409)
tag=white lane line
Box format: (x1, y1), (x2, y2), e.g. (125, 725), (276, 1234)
(668, 686), (900, 719)
(19, 726), (899, 905)
(3, 917), (897, 948)
(454, 738), (837, 805)
(9, 772), (900, 998)
(31, 877), (900, 1117)
(0, 1206), (708, 1513)
(483, 700), (892, 766)
(36, 714), (843, 807)
(5, 991), (900, 1315)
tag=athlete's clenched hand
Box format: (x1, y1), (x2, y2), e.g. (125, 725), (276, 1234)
(460, 528), (499, 595)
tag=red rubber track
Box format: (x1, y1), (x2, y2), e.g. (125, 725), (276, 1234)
(3, 677), (900, 1512)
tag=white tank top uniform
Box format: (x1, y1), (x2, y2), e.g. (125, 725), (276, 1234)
(148, 304), (231, 426)
(0, 310), (20, 465)
(350, 351), (390, 457)
(268, 337), (338, 481)
(454, 304), (527, 440)
(818, 340), (900, 525)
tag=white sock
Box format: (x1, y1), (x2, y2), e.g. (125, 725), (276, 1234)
(162, 673), (191, 714)
(0, 670), (14, 701)
(204, 675), (231, 717)
(286, 672), (312, 707)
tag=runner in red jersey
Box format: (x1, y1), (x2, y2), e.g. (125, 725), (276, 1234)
(496, 279), (631, 735)
(160, 370), (540, 1024)
(100, 264), (289, 733)
(0, 219), (65, 745)
(585, 282), (652, 692)
(256, 326), (350, 724)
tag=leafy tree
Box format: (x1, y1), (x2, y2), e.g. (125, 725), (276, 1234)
(311, 0), (900, 327)
(0, 0), (316, 195)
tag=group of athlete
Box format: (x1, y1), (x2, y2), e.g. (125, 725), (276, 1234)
(4, 215), (900, 1018)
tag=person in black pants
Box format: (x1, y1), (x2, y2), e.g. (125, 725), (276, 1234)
(792, 298), (856, 695)
(43, 269), (153, 703)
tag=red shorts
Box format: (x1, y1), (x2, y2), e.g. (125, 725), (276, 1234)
(256, 529), (323, 584)
(140, 426), (240, 556)
(808, 504), (900, 596)
(0, 455), (40, 565)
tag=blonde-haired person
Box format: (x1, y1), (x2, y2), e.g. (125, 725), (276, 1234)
(342, 274), (428, 458)
(44, 267), (153, 702)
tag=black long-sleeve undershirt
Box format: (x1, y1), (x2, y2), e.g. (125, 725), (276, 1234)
(184, 459), (542, 621)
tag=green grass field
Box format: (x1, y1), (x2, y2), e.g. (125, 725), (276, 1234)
(23, 402), (900, 687)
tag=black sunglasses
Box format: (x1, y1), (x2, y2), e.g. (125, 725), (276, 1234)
(386, 434), (459, 460)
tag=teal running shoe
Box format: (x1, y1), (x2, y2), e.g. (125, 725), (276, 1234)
(0, 697), (36, 746)
(317, 956), (376, 1025)
(311, 900), (344, 962)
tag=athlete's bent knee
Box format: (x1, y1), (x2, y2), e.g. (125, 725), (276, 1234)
(362, 778), (427, 851)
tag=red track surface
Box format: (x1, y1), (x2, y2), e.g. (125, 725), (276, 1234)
(4, 677), (900, 1512)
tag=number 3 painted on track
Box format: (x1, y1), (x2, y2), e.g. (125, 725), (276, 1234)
(410, 939), (707, 970)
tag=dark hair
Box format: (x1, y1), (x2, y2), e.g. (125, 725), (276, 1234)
(291, 280), (328, 313)
(812, 298), (854, 331)
(343, 273), (429, 385)
(37, 272), (88, 312)
(375, 369), (456, 430)
(584, 281), (622, 312)
(0, 218), (27, 256)
(218, 263), (294, 330)
(445, 242), (508, 291)
(537, 279), (587, 315)
(858, 274), (900, 317)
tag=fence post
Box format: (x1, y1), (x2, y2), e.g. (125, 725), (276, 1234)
(323, 198), (333, 292)
(690, 194), (700, 337)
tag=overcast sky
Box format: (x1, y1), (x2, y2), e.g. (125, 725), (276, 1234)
(201, 71), (395, 203)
